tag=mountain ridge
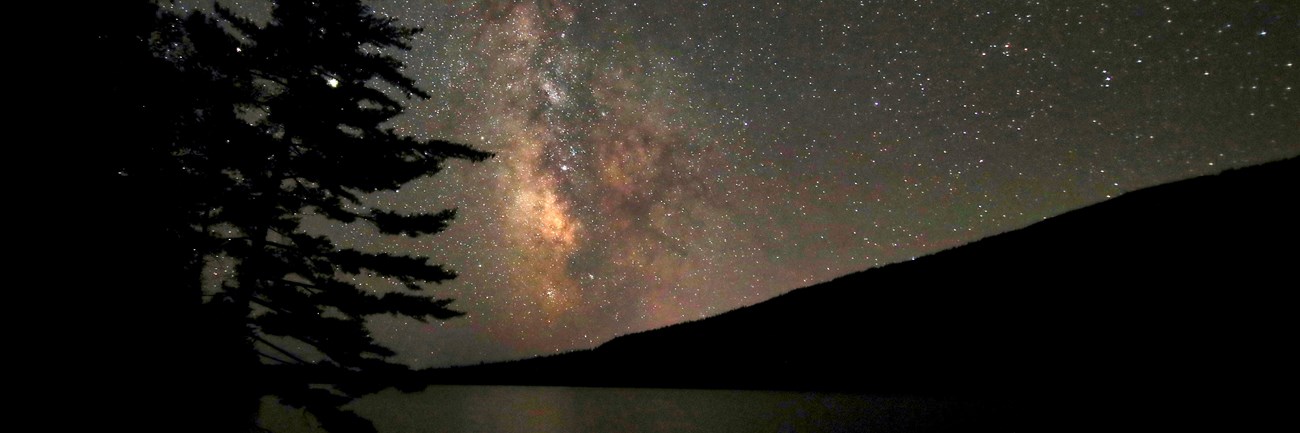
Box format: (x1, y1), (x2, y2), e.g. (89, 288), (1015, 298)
(411, 156), (1296, 416)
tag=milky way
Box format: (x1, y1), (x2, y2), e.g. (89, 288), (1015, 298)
(372, 0), (760, 363)
(206, 0), (1299, 367)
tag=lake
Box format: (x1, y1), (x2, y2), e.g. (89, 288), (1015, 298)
(260, 385), (1017, 432)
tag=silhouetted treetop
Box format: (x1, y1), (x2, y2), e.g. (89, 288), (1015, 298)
(94, 1), (491, 432)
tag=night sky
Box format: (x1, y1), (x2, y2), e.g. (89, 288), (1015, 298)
(198, 0), (1298, 367)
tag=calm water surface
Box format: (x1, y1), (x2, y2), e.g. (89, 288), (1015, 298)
(263, 385), (1010, 432)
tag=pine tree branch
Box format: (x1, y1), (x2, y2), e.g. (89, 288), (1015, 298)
(331, 249), (456, 284)
(280, 278), (323, 294)
(258, 350), (296, 365)
(253, 334), (311, 365)
(246, 293), (296, 316)
(358, 208), (457, 237)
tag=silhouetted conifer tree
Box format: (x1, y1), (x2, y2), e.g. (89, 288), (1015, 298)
(88, 1), (490, 432)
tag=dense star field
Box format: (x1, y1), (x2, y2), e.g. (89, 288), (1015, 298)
(195, 0), (1298, 367)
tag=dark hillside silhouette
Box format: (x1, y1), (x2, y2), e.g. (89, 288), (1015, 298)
(420, 156), (1298, 431)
